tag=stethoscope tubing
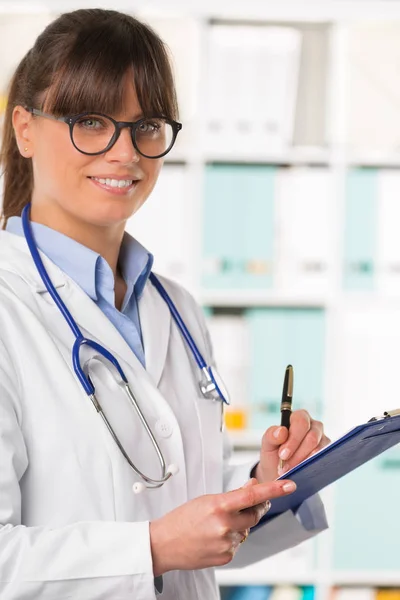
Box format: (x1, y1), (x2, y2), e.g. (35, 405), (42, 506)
(20, 202), (220, 490)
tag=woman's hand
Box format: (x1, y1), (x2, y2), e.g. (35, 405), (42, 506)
(254, 409), (331, 483)
(149, 477), (296, 575)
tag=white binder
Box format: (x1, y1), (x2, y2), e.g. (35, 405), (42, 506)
(206, 24), (302, 156)
(274, 167), (335, 296)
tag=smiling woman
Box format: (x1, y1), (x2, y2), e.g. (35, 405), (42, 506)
(0, 8), (329, 600)
(0, 9), (179, 235)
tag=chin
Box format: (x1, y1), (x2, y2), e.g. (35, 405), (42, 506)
(88, 201), (141, 227)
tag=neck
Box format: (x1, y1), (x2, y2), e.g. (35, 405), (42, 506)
(29, 200), (125, 279)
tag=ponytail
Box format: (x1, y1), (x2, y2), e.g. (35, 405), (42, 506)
(0, 53), (33, 228)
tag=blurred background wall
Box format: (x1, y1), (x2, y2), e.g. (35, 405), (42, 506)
(1, 2), (400, 599)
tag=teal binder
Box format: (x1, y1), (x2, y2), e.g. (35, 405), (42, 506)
(300, 586), (315, 600)
(227, 586), (273, 599)
(203, 165), (241, 288)
(343, 168), (378, 290)
(333, 443), (400, 570)
(246, 308), (288, 430)
(202, 165), (275, 289)
(246, 308), (325, 431)
(240, 166), (275, 289)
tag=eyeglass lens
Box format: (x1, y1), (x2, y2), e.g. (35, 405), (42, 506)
(72, 115), (174, 156)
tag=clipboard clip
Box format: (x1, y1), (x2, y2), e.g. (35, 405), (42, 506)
(368, 408), (400, 422)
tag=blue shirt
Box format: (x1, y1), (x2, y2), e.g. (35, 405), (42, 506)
(6, 216), (153, 367)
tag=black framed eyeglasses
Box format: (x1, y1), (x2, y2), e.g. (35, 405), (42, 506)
(26, 108), (182, 159)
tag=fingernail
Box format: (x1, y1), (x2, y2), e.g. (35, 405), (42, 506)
(282, 481), (296, 493)
(273, 427), (282, 439)
(279, 448), (290, 460)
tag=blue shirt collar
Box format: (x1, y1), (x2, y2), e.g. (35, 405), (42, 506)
(6, 216), (153, 304)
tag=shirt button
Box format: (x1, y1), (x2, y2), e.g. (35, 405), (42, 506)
(155, 419), (173, 438)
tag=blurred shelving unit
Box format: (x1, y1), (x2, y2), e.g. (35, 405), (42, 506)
(2, 2), (400, 600)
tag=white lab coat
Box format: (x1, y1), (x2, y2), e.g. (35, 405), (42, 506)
(0, 231), (327, 600)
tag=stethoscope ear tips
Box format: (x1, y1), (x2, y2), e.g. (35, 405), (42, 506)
(132, 482), (146, 494)
(132, 464), (179, 494)
(167, 463), (179, 476)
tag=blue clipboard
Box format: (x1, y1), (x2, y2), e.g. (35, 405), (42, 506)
(255, 409), (400, 528)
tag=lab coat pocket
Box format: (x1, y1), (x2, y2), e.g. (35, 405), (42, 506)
(194, 396), (224, 494)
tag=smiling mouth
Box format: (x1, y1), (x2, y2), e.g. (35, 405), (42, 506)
(88, 176), (137, 188)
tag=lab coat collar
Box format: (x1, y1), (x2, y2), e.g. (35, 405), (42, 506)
(0, 230), (172, 388)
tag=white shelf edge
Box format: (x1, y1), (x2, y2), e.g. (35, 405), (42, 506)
(215, 570), (317, 586)
(166, 146), (332, 166)
(332, 572), (400, 586)
(7, 1), (400, 23)
(201, 291), (330, 308)
(347, 153), (400, 168)
(216, 569), (400, 587)
(204, 147), (331, 166)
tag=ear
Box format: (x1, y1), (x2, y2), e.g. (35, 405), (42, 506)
(12, 105), (34, 158)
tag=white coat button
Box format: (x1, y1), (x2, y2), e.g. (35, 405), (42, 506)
(155, 419), (173, 438)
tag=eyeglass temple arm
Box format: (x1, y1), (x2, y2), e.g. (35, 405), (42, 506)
(26, 107), (68, 123)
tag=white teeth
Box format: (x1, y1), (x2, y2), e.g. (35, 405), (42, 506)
(92, 177), (133, 188)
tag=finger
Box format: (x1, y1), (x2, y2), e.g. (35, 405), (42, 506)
(231, 530), (245, 552)
(282, 420), (323, 468)
(278, 410), (312, 462)
(260, 426), (289, 456)
(235, 500), (272, 530)
(308, 435), (331, 457)
(221, 479), (297, 514)
(279, 428), (328, 475)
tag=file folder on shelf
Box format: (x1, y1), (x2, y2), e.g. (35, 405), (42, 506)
(343, 169), (377, 291)
(254, 410), (400, 529)
(246, 308), (325, 431)
(376, 170), (400, 295)
(333, 441), (400, 571)
(202, 165), (275, 290)
(206, 23), (302, 155)
(274, 167), (335, 296)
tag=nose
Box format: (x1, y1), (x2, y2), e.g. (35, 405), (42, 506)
(105, 126), (140, 164)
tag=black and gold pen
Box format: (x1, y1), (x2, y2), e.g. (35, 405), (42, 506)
(279, 364), (293, 471)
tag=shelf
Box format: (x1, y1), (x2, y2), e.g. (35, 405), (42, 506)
(205, 147), (331, 167)
(11, 1), (400, 23)
(216, 569), (400, 587)
(216, 569), (317, 587)
(348, 153), (400, 169)
(332, 572), (400, 587)
(201, 290), (329, 308)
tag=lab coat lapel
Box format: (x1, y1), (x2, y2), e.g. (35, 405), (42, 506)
(45, 269), (172, 389)
(0, 232), (172, 388)
(59, 279), (145, 373)
(138, 279), (171, 387)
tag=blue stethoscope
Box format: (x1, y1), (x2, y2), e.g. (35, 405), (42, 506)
(21, 203), (229, 494)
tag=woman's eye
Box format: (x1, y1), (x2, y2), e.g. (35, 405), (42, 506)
(77, 117), (104, 129)
(139, 121), (161, 134)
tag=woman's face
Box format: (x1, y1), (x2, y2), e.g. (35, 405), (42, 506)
(13, 75), (164, 230)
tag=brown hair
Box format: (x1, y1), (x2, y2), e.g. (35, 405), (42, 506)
(0, 8), (178, 227)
